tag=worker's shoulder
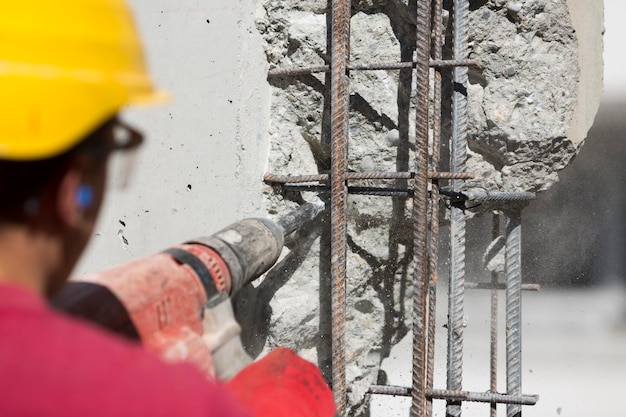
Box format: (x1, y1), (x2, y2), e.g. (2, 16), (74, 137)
(0, 285), (247, 417)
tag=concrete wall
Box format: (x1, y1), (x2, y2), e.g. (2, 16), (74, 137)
(76, 1), (271, 274)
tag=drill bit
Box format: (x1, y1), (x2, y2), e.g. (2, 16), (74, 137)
(277, 196), (325, 236)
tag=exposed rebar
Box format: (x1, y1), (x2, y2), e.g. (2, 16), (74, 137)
(329, 0), (350, 414)
(429, 172), (475, 180)
(267, 59), (480, 77)
(411, 0), (432, 416)
(264, 171), (475, 184)
(426, 1), (445, 415)
(281, 184), (415, 196)
(464, 191), (536, 202)
(447, 0), (470, 416)
(429, 390), (538, 406)
(466, 282), (541, 291)
(265, 2), (539, 416)
(490, 213), (501, 417)
(357, 385), (538, 405)
(350, 59), (480, 71)
(505, 210), (523, 417)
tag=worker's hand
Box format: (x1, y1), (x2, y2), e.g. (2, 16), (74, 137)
(226, 347), (337, 417)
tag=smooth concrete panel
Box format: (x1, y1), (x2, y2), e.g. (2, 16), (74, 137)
(566, 0), (604, 146)
(75, 1), (270, 274)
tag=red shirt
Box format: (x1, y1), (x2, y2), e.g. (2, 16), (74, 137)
(0, 283), (250, 417)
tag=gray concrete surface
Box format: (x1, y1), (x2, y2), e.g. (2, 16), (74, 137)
(76, 1), (271, 274)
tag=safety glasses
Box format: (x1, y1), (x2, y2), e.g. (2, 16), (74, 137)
(108, 120), (143, 189)
(79, 119), (144, 189)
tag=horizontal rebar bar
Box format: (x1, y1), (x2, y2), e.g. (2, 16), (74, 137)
(351, 59), (480, 71)
(356, 385), (538, 405)
(464, 191), (536, 202)
(429, 389), (538, 406)
(281, 184), (414, 196)
(281, 184), (538, 200)
(466, 282), (541, 291)
(267, 59), (480, 77)
(264, 171), (475, 183)
(282, 184), (413, 197)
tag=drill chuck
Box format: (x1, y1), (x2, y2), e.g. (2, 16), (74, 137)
(189, 198), (326, 295)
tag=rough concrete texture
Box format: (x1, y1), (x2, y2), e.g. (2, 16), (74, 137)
(465, 0), (580, 193)
(251, 1), (601, 414)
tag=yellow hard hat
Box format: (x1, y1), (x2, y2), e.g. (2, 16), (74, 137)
(0, 0), (167, 161)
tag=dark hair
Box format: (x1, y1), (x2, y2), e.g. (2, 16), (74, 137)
(0, 119), (112, 219)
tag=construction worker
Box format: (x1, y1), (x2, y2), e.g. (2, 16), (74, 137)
(0, 1), (336, 416)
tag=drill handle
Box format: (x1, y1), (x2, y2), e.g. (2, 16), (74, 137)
(202, 295), (252, 381)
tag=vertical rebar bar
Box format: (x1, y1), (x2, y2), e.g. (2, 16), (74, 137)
(447, 0), (469, 416)
(330, 0), (350, 414)
(426, 0), (444, 416)
(411, 0), (432, 416)
(505, 210), (523, 417)
(490, 213), (501, 417)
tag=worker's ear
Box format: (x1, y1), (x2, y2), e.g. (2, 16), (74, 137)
(55, 160), (92, 229)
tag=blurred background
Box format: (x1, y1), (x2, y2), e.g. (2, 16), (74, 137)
(523, 0), (626, 290)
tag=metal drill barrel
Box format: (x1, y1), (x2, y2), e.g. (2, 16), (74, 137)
(277, 196), (326, 236)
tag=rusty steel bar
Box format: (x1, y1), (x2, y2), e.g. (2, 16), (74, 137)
(490, 213), (501, 417)
(463, 191), (536, 202)
(505, 210), (523, 417)
(429, 172), (475, 180)
(356, 385), (538, 405)
(446, 0), (470, 416)
(267, 59), (480, 77)
(466, 282), (541, 291)
(264, 173), (330, 183)
(347, 187), (411, 196)
(281, 184), (415, 196)
(268, 65), (330, 76)
(350, 59), (480, 71)
(329, 0), (350, 414)
(426, 0), (445, 416)
(264, 171), (475, 184)
(429, 390), (538, 406)
(410, 0), (432, 416)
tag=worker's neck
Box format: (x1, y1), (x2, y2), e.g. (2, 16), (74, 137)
(0, 222), (58, 296)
